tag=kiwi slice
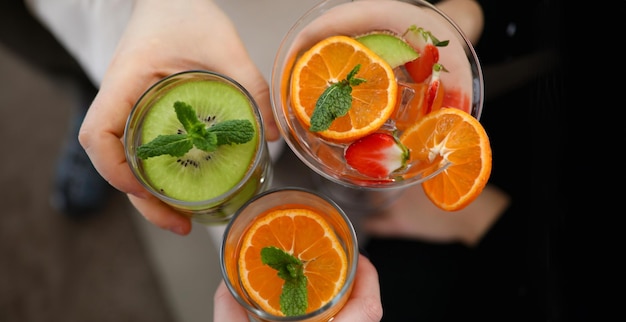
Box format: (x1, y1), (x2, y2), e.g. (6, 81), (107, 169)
(356, 31), (419, 68)
(140, 80), (259, 202)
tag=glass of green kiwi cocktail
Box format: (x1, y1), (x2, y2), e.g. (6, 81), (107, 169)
(271, 0), (483, 211)
(124, 70), (273, 224)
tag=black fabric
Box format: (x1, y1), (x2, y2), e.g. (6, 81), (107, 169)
(364, 198), (538, 322)
(365, 0), (566, 321)
(364, 75), (562, 321)
(364, 238), (470, 322)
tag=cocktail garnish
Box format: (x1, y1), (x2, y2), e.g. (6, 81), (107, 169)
(309, 64), (366, 132)
(345, 132), (409, 179)
(424, 63), (448, 115)
(239, 208), (347, 316)
(137, 101), (254, 159)
(403, 25), (449, 83)
(261, 246), (308, 316)
(404, 25), (448, 47)
(399, 108), (492, 211)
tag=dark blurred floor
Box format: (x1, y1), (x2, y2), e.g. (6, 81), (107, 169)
(0, 42), (175, 322)
(0, 2), (181, 320)
(0, 2), (317, 322)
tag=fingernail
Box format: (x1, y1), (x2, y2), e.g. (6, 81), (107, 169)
(169, 226), (185, 235)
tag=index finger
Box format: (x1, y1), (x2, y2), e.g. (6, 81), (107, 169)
(333, 254), (383, 322)
(78, 66), (157, 200)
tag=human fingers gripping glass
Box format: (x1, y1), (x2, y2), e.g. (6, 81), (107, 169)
(128, 194), (192, 235)
(80, 67), (196, 235)
(215, 254), (382, 322)
(79, 0), (279, 234)
(214, 281), (250, 322)
(331, 254), (383, 322)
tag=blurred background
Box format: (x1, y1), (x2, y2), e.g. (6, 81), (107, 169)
(0, 19), (219, 322)
(0, 1), (320, 321)
(1, 0), (574, 321)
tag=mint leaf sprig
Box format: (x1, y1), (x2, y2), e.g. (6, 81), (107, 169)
(404, 25), (450, 47)
(309, 64), (366, 132)
(136, 101), (254, 160)
(261, 246), (308, 316)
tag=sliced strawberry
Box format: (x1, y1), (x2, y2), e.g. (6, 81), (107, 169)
(402, 26), (449, 83)
(405, 43), (438, 83)
(344, 132), (409, 179)
(424, 63), (446, 115)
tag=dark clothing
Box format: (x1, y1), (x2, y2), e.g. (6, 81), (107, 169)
(364, 0), (566, 321)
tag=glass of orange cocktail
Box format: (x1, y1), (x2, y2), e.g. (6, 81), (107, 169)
(271, 0), (490, 212)
(220, 187), (358, 322)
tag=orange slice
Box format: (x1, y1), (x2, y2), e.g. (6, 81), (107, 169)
(399, 108), (491, 211)
(290, 35), (398, 143)
(238, 207), (348, 316)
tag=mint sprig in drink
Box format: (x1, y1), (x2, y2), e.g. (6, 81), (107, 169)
(125, 70), (272, 224)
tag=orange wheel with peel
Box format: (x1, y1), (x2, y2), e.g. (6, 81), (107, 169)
(238, 207), (348, 316)
(399, 107), (491, 211)
(290, 35), (397, 143)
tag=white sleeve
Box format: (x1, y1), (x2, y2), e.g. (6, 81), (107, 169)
(23, 0), (310, 164)
(24, 0), (134, 87)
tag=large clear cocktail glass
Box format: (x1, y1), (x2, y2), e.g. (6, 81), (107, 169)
(271, 0), (483, 203)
